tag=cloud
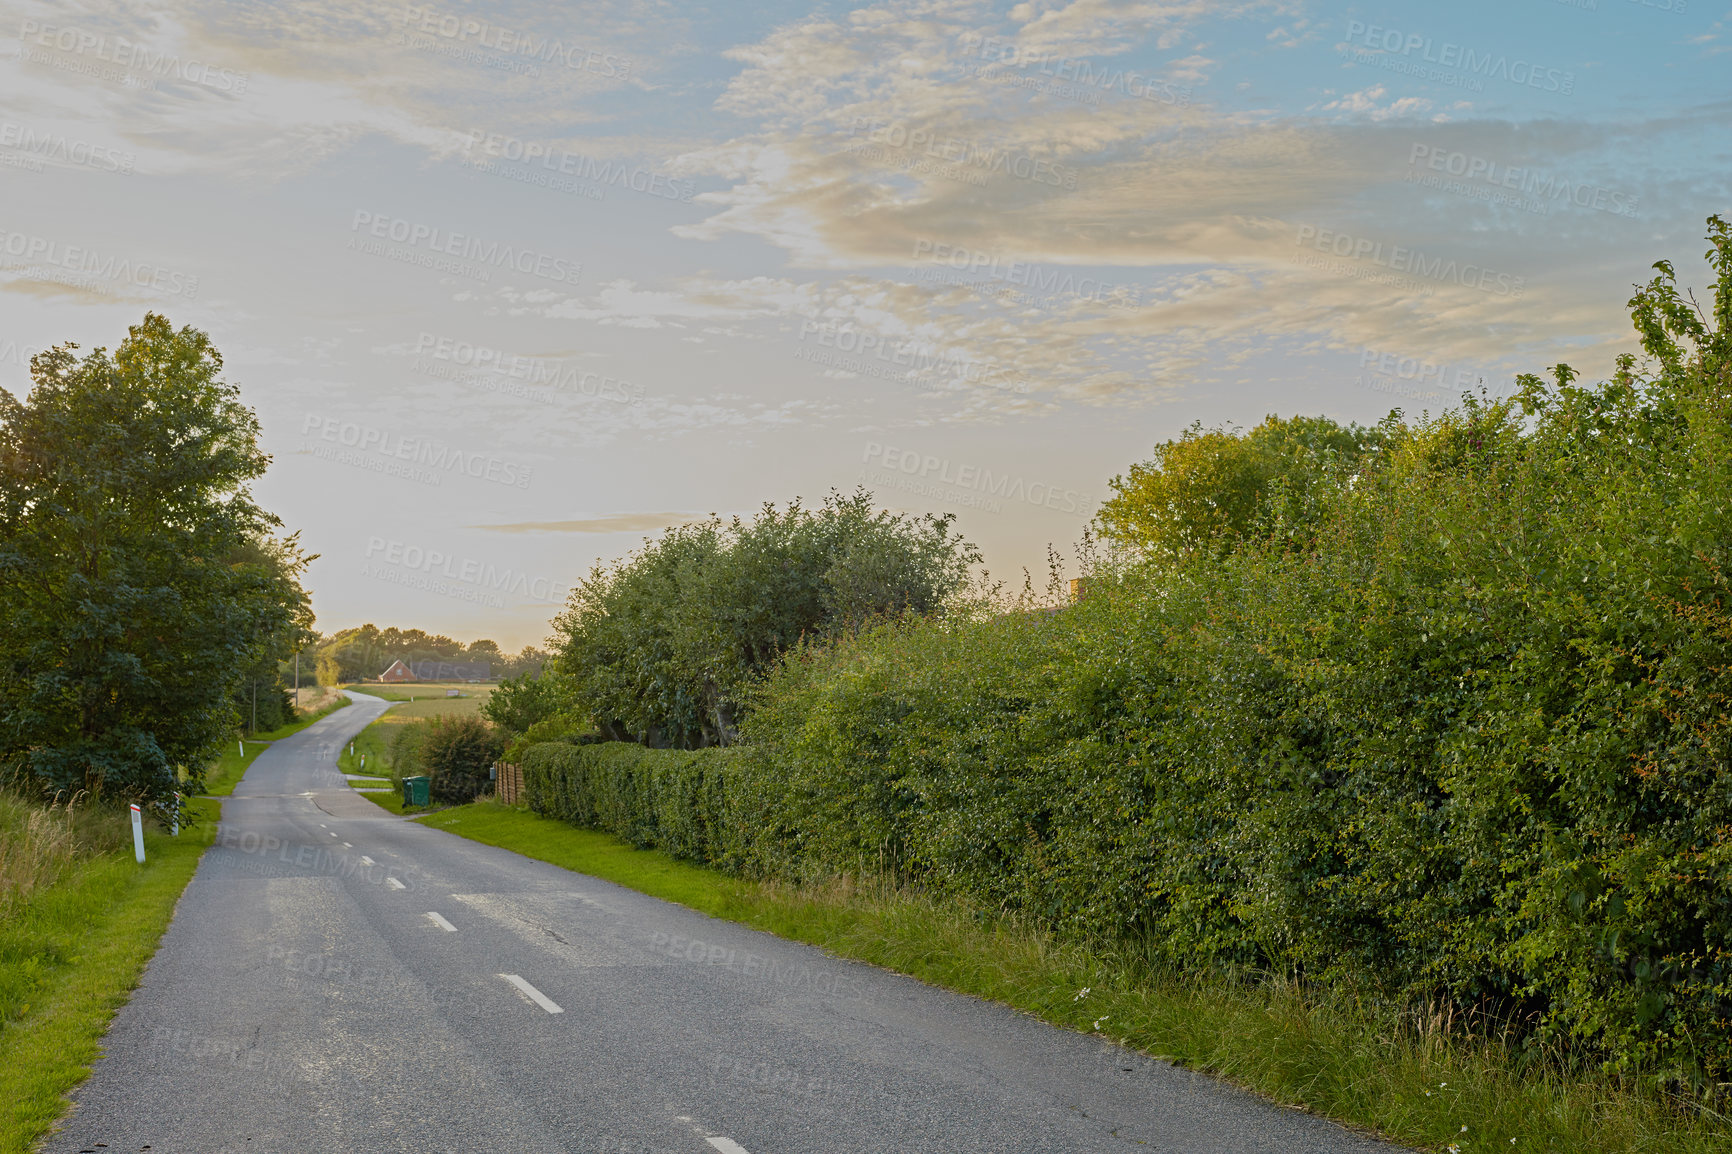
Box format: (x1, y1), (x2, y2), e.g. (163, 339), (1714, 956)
(0, 0), (681, 180)
(1316, 84), (1434, 121)
(648, 0), (1719, 405)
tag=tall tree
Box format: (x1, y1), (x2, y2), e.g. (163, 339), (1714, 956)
(0, 314), (306, 816)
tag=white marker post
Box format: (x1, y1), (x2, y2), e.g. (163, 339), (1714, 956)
(130, 803), (145, 864)
(171, 793), (179, 837)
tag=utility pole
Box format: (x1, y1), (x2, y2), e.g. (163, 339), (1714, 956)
(251, 678), (258, 734)
(294, 649), (300, 711)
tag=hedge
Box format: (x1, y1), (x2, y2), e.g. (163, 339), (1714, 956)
(517, 379), (1732, 1091)
(520, 741), (759, 870)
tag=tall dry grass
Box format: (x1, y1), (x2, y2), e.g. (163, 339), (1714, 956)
(0, 791), (128, 906)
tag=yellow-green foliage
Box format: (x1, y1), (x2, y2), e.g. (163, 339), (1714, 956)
(1097, 414), (1382, 559)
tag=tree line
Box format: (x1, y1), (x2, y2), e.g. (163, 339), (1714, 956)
(311, 624), (544, 685)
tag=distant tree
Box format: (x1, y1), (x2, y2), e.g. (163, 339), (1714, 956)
(0, 314), (308, 816)
(552, 489), (978, 748)
(314, 624), (505, 682)
(501, 646), (547, 679)
(463, 638), (504, 667)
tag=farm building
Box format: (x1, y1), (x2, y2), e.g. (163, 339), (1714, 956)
(379, 659), (417, 683)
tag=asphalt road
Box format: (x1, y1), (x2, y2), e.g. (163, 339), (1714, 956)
(46, 691), (1406, 1154)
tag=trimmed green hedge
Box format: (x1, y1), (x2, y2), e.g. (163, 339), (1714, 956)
(521, 742), (755, 869)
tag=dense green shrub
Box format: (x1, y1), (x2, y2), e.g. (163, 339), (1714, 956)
(482, 669), (574, 736)
(527, 220), (1732, 1088)
(419, 716), (504, 804)
(551, 490), (977, 749)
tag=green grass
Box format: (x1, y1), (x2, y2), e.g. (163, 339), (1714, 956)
(200, 695), (351, 797)
(416, 800), (1732, 1154)
(0, 797), (216, 1153)
(335, 715), (394, 782)
(417, 803), (755, 913)
(356, 787), (421, 816)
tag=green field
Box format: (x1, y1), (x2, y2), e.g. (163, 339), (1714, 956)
(340, 682), (495, 716)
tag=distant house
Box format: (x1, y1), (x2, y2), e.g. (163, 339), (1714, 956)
(379, 660), (418, 683)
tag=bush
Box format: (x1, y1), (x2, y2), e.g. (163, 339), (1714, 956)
(482, 669), (575, 736)
(0, 791), (126, 906)
(419, 716), (504, 804)
(551, 490), (978, 749)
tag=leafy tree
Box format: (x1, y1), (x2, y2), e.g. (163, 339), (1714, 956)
(0, 314), (307, 816)
(1097, 414), (1383, 560)
(482, 669), (575, 737)
(228, 534), (317, 733)
(553, 489), (978, 748)
(463, 638), (505, 666)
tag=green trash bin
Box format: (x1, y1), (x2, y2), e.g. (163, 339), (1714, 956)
(402, 775), (430, 808)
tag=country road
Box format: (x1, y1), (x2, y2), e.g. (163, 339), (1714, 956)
(45, 691), (1405, 1154)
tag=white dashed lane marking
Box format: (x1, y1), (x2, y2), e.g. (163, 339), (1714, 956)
(386, 877), (405, 890)
(360, 856), (375, 866)
(425, 911), (456, 932)
(499, 973), (562, 1014)
(343, 842), (352, 848)
(706, 1140), (750, 1154)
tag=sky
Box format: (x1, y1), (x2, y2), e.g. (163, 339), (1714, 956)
(1, 0), (1727, 651)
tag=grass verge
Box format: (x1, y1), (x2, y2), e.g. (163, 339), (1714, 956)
(356, 787), (421, 816)
(415, 800), (1732, 1154)
(0, 797), (216, 1153)
(201, 695), (352, 797)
